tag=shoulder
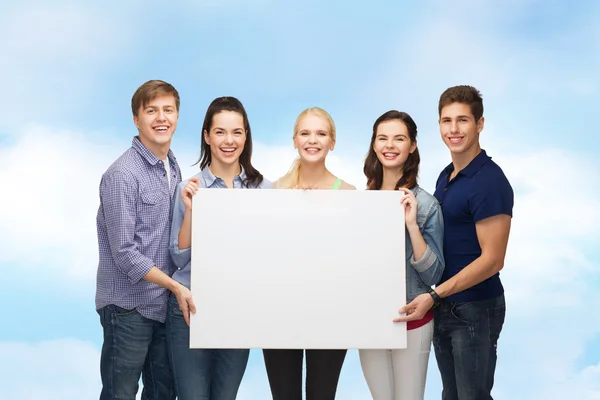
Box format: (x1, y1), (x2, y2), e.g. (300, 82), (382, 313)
(472, 159), (513, 195)
(414, 186), (441, 216)
(338, 180), (356, 190)
(255, 177), (274, 189)
(177, 172), (203, 190)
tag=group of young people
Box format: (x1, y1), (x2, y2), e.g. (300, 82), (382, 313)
(95, 80), (513, 400)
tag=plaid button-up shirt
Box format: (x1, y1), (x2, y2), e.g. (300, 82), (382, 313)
(95, 136), (181, 322)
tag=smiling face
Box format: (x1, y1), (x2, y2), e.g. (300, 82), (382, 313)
(133, 94), (178, 157)
(372, 119), (416, 171)
(203, 111), (246, 167)
(439, 102), (484, 158)
(293, 112), (335, 164)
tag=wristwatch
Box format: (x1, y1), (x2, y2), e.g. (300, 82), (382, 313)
(427, 287), (442, 308)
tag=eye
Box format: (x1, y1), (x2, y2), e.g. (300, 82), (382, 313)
(215, 130), (224, 135)
(300, 132), (309, 136)
(234, 131), (243, 135)
(165, 108), (174, 113)
(146, 109), (155, 114)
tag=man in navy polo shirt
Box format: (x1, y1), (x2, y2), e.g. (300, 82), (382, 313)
(396, 85), (513, 399)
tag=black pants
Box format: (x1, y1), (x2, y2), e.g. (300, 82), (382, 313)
(262, 349), (347, 400)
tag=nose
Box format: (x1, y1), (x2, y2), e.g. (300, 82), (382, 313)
(450, 121), (459, 133)
(156, 110), (167, 121)
(224, 132), (235, 144)
(385, 138), (394, 148)
(308, 133), (318, 143)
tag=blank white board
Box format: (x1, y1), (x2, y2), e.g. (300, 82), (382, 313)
(190, 189), (406, 349)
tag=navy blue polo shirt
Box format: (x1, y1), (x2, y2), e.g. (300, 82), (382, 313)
(434, 150), (513, 302)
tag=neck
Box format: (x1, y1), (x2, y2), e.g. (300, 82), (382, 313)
(139, 136), (170, 160)
(209, 159), (241, 187)
(451, 144), (482, 175)
(298, 161), (331, 188)
(381, 167), (403, 190)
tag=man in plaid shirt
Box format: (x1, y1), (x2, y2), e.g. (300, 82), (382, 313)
(95, 80), (196, 400)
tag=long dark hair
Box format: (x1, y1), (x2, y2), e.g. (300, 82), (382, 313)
(363, 110), (420, 190)
(195, 96), (264, 188)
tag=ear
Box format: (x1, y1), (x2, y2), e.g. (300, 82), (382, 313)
(409, 139), (417, 154)
(203, 130), (210, 145)
(293, 136), (298, 149)
(330, 139), (336, 151)
(477, 116), (485, 133)
(133, 115), (140, 130)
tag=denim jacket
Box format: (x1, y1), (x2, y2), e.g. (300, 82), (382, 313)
(405, 185), (445, 302)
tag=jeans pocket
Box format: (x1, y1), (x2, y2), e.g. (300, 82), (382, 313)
(488, 303), (506, 338)
(111, 304), (137, 317)
(451, 302), (480, 325)
(169, 299), (185, 319)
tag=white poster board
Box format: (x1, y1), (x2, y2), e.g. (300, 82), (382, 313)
(190, 189), (406, 349)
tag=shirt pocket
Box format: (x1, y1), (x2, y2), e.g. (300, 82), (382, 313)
(138, 190), (169, 230)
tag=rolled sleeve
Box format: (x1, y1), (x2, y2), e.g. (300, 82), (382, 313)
(410, 245), (437, 272)
(169, 180), (192, 269)
(412, 201), (445, 286)
(100, 171), (155, 284)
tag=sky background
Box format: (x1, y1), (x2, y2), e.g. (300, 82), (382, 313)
(1, 0), (599, 398)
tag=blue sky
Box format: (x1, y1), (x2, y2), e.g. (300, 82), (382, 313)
(1, 0), (599, 398)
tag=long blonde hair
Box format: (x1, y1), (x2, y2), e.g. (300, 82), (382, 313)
(276, 107), (337, 189)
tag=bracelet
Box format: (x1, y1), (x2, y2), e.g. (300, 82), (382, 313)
(427, 287), (442, 308)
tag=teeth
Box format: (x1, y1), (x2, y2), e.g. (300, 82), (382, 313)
(155, 127), (168, 131)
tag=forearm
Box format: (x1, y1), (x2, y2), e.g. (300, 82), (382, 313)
(177, 209), (192, 250)
(435, 255), (502, 298)
(143, 266), (183, 293)
(406, 223), (427, 261)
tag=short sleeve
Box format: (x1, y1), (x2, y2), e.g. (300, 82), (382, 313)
(470, 168), (514, 222)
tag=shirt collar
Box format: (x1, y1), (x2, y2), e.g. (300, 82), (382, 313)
(201, 164), (247, 187)
(443, 149), (491, 179)
(131, 136), (176, 166)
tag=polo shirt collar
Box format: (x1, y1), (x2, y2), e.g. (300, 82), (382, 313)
(443, 149), (491, 179)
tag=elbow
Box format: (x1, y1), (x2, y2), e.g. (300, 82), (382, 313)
(493, 260), (505, 274)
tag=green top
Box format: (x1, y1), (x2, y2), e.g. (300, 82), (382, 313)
(330, 177), (342, 190)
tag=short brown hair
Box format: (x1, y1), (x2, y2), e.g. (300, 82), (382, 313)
(131, 80), (180, 116)
(438, 85), (484, 122)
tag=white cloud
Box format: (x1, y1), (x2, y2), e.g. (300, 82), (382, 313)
(0, 125), (125, 283)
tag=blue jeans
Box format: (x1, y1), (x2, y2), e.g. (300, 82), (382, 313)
(97, 304), (175, 400)
(166, 293), (250, 400)
(433, 294), (506, 400)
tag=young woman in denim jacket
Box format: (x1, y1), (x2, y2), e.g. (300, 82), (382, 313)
(167, 96), (272, 400)
(359, 110), (445, 400)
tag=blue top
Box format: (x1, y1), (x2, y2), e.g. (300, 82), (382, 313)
(405, 186), (445, 302)
(169, 166), (273, 288)
(96, 136), (181, 322)
(434, 150), (513, 302)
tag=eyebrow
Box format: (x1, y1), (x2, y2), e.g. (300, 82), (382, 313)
(213, 127), (243, 131)
(376, 133), (407, 138)
(441, 115), (472, 119)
